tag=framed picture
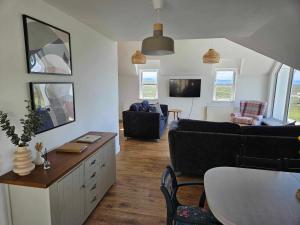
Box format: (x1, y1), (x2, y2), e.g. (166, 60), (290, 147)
(29, 82), (76, 134)
(23, 15), (72, 75)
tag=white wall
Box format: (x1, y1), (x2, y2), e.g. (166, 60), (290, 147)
(118, 38), (275, 121)
(0, 0), (119, 224)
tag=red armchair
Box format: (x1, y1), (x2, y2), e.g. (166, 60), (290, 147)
(231, 101), (267, 125)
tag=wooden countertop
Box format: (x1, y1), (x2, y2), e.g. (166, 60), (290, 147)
(0, 132), (117, 188)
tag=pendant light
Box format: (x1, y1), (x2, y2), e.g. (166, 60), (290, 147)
(203, 48), (220, 64)
(131, 50), (146, 64)
(141, 0), (174, 56)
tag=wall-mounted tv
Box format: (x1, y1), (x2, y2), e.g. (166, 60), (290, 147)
(29, 82), (75, 134)
(169, 79), (201, 97)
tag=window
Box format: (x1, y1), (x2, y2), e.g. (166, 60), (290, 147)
(139, 70), (158, 99)
(213, 70), (236, 101)
(272, 64), (300, 123)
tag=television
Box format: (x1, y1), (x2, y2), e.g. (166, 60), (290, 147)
(169, 79), (201, 97)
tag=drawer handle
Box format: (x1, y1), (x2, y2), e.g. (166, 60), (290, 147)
(90, 184), (97, 191)
(91, 196), (97, 203)
(101, 163), (106, 168)
(90, 159), (96, 166)
(81, 184), (86, 189)
(90, 172), (96, 178)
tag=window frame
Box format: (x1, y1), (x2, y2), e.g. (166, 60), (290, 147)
(139, 69), (159, 100)
(213, 68), (237, 102)
(272, 64), (298, 123)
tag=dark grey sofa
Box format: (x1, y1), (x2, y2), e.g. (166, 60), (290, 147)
(168, 119), (300, 175)
(123, 101), (168, 140)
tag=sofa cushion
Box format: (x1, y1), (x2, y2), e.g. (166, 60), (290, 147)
(241, 125), (300, 137)
(141, 100), (150, 111)
(177, 119), (241, 134)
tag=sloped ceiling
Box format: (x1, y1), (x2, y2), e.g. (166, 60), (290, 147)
(43, 0), (300, 69)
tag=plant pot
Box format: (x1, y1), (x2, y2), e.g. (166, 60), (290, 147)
(13, 146), (35, 176)
(33, 151), (44, 166)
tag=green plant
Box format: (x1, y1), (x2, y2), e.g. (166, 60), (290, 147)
(0, 100), (41, 147)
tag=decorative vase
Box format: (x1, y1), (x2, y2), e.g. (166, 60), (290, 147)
(33, 151), (44, 166)
(13, 146), (35, 176)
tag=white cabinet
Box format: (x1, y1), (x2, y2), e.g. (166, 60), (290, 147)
(6, 138), (116, 225)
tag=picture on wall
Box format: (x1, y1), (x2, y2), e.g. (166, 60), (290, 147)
(30, 82), (75, 134)
(23, 15), (72, 75)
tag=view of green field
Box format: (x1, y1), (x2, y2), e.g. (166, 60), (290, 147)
(142, 85), (157, 99)
(215, 85), (233, 101)
(288, 84), (300, 122)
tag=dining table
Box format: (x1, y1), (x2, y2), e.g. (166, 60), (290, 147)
(204, 167), (300, 225)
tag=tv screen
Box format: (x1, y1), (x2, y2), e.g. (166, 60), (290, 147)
(169, 79), (201, 97)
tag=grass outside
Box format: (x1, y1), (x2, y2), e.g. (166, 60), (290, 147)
(215, 85), (233, 101)
(142, 85), (157, 99)
(288, 84), (300, 122)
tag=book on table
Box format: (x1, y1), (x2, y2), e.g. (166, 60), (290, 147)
(56, 143), (88, 153)
(76, 134), (102, 143)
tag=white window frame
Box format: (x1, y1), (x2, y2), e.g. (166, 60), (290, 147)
(272, 64), (297, 123)
(213, 68), (237, 102)
(139, 69), (159, 100)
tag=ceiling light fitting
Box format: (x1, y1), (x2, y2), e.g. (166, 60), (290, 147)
(131, 50), (146, 64)
(141, 0), (174, 56)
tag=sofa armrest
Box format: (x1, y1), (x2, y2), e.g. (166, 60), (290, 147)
(122, 111), (161, 139)
(160, 104), (169, 117)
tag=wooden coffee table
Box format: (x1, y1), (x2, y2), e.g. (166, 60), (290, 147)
(168, 109), (182, 120)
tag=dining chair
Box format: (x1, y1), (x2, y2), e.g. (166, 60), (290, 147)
(283, 158), (300, 172)
(236, 155), (282, 171)
(160, 166), (221, 225)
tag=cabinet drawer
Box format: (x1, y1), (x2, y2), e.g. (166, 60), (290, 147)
(85, 152), (100, 171)
(85, 182), (99, 216)
(85, 166), (100, 184)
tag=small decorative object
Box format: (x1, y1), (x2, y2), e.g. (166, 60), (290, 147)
(33, 142), (44, 165)
(43, 148), (51, 170)
(30, 82), (75, 133)
(23, 15), (72, 75)
(296, 189), (300, 200)
(0, 101), (41, 176)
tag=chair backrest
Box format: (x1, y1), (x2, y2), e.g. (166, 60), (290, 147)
(283, 158), (300, 172)
(160, 166), (179, 220)
(240, 101), (267, 117)
(236, 155), (282, 171)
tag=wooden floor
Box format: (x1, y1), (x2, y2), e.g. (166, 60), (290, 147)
(85, 124), (202, 225)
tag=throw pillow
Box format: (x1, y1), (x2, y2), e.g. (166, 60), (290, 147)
(153, 103), (164, 116)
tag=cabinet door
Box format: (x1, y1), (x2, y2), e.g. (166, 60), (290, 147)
(58, 163), (85, 225)
(106, 140), (116, 187)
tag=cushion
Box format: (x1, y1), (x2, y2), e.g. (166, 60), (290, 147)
(141, 100), (150, 112)
(241, 125), (300, 137)
(241, 101), (267, 117)
(231, 116), (255, 125)
(152, 103), (164, 116)
(177, 119), (241, 134)
(129, 103), (144, 112)
(175, 206), (221, 225)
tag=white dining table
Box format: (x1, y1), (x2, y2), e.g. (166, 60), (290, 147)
(204, 167), (300, 225)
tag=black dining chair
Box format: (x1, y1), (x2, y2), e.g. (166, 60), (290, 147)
(160, 166), (221, 225)
(236, 155), (282, 171)
(283, 158), (300, 172)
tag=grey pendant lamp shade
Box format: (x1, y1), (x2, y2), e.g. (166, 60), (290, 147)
(142, 23), (174, 56)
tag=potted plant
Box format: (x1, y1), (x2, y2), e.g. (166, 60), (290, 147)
(0, 100), (41, 176)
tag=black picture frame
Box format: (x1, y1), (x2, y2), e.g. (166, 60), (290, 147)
(29, 82), (76, 134)
(23, 15), (73, 75)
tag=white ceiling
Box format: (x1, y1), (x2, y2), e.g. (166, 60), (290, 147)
(43, 0), (288, 41)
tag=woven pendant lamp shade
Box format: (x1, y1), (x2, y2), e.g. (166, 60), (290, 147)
(203, 48), (220, 64)
(131, 50), (146, 64)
